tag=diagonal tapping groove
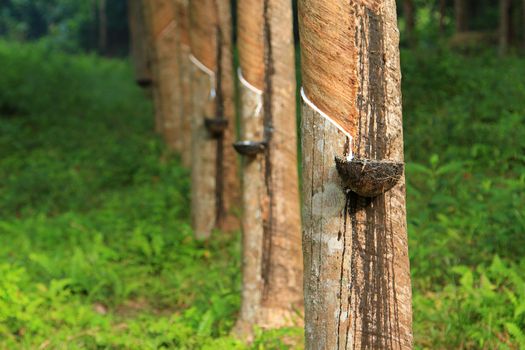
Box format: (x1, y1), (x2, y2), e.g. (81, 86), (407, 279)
(300, 87), (354, 161)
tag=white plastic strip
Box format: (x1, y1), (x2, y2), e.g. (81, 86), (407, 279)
(189, 54), (216, 99)
(237, 68), (263, 95)
(301, 87), (353, 160)
(238, 68), (263, 116)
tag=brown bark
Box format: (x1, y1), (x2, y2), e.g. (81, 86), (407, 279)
(454, 0), (468, 33)
(499, 0), (511, 55)
(173, 0), (193, 167)
(234, 0), (303, 338)
(98, 0), (107, 54)
(403, 0), (415, 45)
(439, 0), (446, 33)
(189, 0), (240, 239)
(298, 0), (413, 349)
(141, 0), (162, 133)
(145, 0), (182, 151)
(128, 0), (153, 87)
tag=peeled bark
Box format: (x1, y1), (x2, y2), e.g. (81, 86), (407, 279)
(233, 0), (303, 338)
(145, 0), (182, 150)
(298, 0), (413, 349)
(128, 0), (153, 87)
(499, 0), (511, 55)
(189, 0), (240, 239)
(173, 0), (193, 167)
(454, 0), (468, 33)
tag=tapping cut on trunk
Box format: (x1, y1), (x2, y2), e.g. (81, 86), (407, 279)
(299, 0), (413, 348)
(189, 0), (240, 240)
(233, 0), (303, 339)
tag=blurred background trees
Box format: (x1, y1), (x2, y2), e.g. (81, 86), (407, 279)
(1, 0), (524, 55)
(0, 0), (128, 54)
(0, 0), (524, 348)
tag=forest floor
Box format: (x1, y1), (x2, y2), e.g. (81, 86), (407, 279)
(0, 40), (524, 349)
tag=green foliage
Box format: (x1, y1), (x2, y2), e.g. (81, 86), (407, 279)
(0, 0), (96, 52)
(414, 257), (525, 349)
(0, 39), (524, 349)
(0, 0), (128, 54)
(0, 40), (301, 349)
(402, 47), (525, 349)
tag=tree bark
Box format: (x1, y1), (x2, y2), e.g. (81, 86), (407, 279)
(173, 0), (193, 167)
(403, 0), (415, 45)
(523, 0), (525, 49)
(145, 0), (182, 151)
(98, 0), (108, 54)
(189, 0), (240, 239)
(141, 0), (162, 133)
(233, 0), (303, 338)
(499, 0), (511, 55)
(439, 0), (447, 34)
(128, 0), (153, 88)
(454, 0), (468, 33)
(298, 0), (413, 349)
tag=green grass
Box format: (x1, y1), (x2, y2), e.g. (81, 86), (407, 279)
(0, 40), (301, 349)
(0, 40), (524, 349)
(402, 47), (525, 349)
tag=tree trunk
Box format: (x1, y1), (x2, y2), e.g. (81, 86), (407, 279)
(146, 0), (182, 151)
(298, 0), (413, 349)
(233, 0), (303, 338)
(98, 0), (107, 54)
(439, 0), (446, 33)
(128, 0), (153, 88)
(141, 0), (162, 133)
(189, 0), (240, 239)
(499, 0), (511, 55)
(403, 0), (415, 45)
(454, 0), (468, 33)
(523, 0), (525, 49)
(173, 0), (193, 167)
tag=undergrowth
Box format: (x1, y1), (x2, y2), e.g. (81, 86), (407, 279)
(0, 40), (524, 349)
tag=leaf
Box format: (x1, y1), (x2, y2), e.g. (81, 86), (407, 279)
(436, 161), (465, 176)
(405, 162), (433, 176)
(197, 310), (214, 337)
(504, 322), (525, 346)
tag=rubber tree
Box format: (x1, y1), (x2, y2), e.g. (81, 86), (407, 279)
(298, 0), (413, 348)
(173, 0), (192, 167)
(233, 0), (303, 338)
(499, 0), (511, 55)
(189, 0), (240, 239)
(145, 0), (182, 150)
(98, 0), (107, 54)
(403, 0), (415, 45)
(454, 0), (468, 33)
(128, 0), (153, 88)
(439, 0), (446, 33)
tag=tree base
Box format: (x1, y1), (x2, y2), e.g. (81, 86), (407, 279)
(233, 307), (303, 341)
